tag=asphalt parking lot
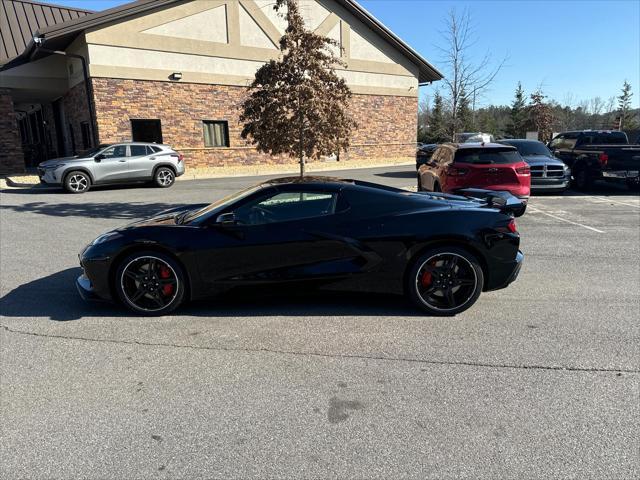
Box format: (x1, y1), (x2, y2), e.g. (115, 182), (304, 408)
(1, 165), (639, 479)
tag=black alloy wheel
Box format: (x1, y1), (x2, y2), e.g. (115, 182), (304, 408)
(408, 247), (483, 315)
(115, 252), (185, 315)
(64, 171), (91, 193)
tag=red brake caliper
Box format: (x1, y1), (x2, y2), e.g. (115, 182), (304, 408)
(159, 265), (174, 296)
(420, 261), (437, 287)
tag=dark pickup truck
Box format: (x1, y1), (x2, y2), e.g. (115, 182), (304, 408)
(548, 130), (640, 191)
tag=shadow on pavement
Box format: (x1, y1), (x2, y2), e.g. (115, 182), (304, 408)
(0, 202), (204, 220)
(374, 170), (417, 179)
(1, 268), (422, 321)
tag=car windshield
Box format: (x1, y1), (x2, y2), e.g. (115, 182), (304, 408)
(455, 148), (521, 164)
(506, 142), (551, 156)
(183, 184), (265, 223)
(76, 144), (111, 158)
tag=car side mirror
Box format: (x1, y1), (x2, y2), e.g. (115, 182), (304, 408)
(216, 212), (237, 226)
(94, 154), (104, 162)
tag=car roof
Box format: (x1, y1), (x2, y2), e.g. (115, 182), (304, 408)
(501, 139), (542, 144)
(452, 142), (516, 150)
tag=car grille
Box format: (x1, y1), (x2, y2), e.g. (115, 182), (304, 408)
(531, 165), (565, 178)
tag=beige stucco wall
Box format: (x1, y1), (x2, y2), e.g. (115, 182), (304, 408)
(83, 0), (420, 97)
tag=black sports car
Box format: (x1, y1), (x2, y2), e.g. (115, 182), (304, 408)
(77, 177), (524, 316)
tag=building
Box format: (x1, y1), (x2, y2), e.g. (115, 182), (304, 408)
(0, 0), (442, 175)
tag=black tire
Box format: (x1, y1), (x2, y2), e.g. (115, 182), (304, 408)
(573, 166), (593, 191)
(64, 170), (91, 194)
(154, 167), (175, 188)
(626, 178), (640, 192)
(407, 247), (484, 316)
(114, 250), (186, 315)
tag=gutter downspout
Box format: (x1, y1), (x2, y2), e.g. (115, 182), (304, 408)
(29, 43), (98, 148)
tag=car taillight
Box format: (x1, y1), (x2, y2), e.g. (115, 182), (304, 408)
(177, 154), (184, 163)
(507, 219), (517, 233)
(598, 152), (608, 166)
(448, 166), (468, 176)
(516, 165), (530, 175)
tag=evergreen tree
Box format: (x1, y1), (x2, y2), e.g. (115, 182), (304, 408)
(618, 81), (638, 130)
(457, 89), (473, 132)
(427, 91), (447, 143)
(507, 82), (527, 138)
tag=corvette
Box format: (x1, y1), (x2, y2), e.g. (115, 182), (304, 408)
(77, 177), (524, 316)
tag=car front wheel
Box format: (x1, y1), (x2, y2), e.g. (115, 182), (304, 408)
(407, 247), (484, 316)
(154, 167), (175, 188)
(115, 251), (186, 315)
(64, 171), (91, 193)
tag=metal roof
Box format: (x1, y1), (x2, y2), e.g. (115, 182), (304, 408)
(0, 0), (92, 64)
(1, 0), (443, 82)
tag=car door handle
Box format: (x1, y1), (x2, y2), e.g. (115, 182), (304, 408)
(118, 159), (126, 162)
(150, 157), (156, 160)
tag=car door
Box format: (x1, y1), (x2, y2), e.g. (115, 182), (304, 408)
(93, 145), (129, 183)
(127, 145), (154, 179)
(198, 188), (352, 286)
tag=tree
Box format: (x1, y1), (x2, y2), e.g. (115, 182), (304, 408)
(437, 8), (506, 139)
(426, 90), (448, 143)
(240, 0), (355, 177)
(457, 88), (473, 132)
(528, 88), (554, 143)
(507, 82), (527, 138)
(618, 80), (638, 130)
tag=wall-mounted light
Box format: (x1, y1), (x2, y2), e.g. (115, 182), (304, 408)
(169, 72), (183, 81)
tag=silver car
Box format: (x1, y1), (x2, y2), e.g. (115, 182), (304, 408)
(38, 143), (185, 193)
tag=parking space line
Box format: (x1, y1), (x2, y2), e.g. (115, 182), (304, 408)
(591, 197), (640, 209)
(527, 207), (605, 233)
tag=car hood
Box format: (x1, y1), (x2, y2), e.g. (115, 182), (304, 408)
(521, 154), (565, 167)
(120, 204), (209, 229)
(39, 156), (86, 167)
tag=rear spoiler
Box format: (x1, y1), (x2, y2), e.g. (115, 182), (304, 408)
(454, 188), (527, 217)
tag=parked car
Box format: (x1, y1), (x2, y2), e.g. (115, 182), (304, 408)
(38, 142), (185, 193)
(500, 139), (571, 193)
(455, 132), (495, 143)
(77, 176), (524, 316)
(417, 143), (531, 201)
(416, 143), (437, 170)
(548, 130), (639, 191)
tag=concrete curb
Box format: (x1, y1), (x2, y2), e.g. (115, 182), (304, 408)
(1, 160), (413, 190)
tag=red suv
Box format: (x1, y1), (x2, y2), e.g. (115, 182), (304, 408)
(417, 143), (531, 199)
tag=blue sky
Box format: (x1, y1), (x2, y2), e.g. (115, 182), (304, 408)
(44, 0), (640, 107)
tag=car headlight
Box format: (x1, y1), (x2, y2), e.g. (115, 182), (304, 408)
(91, 232), (121, 245)
(43, 163), (66, 170)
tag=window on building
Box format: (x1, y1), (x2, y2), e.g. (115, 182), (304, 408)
(203, 120), (229, 147)
(81, 122), (91, 149)
(131, 119), (163, 144)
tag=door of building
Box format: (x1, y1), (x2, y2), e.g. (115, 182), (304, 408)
(131, 119), (163, 144)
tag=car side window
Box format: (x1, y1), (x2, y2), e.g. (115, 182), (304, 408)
(102, 145), (127, 158)
(129, 145), (147, 157)
(235, 191), (337, 225)
(549, 136), (564, 149)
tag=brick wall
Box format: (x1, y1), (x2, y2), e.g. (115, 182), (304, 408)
(0, 91), (25, 175)
(91, 78), (417, 168)
(62, 81), (94, 154)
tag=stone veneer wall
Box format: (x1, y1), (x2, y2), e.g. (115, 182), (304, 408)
(62, 81), (95, 154)
(0, 90), (25, 174)
(91, 78), (417, 168)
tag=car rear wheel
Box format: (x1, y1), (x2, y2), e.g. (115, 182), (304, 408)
(407, 247), (484, 316)
(115, 251), (185, 315)
(64, 171), (91, 194)
(573, 166), (593, 191)
(154, 167), (175, 188)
